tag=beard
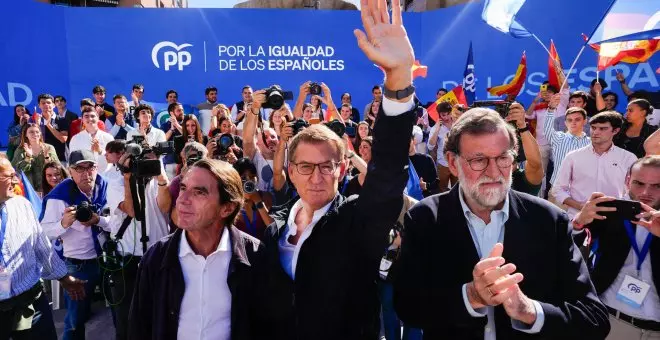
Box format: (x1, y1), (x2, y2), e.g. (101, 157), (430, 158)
(457, 164), (512, 209)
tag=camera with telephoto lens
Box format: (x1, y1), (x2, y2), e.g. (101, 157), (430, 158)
(262, 85), (294, 110)
(309, 82), (322, 96)
(242, 180), (257, 194)
(470, 100), (512, 119)
(75, 201), (94, 223)
(289, 118), (310, 136)
(185, 151), (203, 167)
(212, 133), (236, 158)
(324, 119), (345, 138)
(120, 135), (174, 177)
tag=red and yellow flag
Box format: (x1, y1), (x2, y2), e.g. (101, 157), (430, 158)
(427, 86), (467, 122)
(487, 52), (527, 97)
(548, 40), (564, 89)
(376, 60), (428, 79)
(582, 34), (660, 71)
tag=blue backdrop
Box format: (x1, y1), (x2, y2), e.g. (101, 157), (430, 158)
(0, 0), (658, 146)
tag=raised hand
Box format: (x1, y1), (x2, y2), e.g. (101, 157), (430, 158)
(354, 0), (414, 91)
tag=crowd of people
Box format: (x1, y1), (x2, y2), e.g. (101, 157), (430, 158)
(1, 0), (660, 339)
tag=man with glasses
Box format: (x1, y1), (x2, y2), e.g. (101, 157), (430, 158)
(255, 0), (418, 337)
(40, 150), (111, 340)
(394, 108), (610, 338)
(0, 157), (86, 339)
(69, 106), (114, 172)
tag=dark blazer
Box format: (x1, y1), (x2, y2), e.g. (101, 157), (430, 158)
(256, 107), (416, 339)
(127, 227), (264, 340)
(580, 216), (660, 296)
(393, 186), (610, 340)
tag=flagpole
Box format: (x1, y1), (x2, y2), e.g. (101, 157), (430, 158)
(560, 44), (586, 90)
(531, 33), (554, 59)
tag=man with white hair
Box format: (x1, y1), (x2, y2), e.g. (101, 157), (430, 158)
(394, 108), (610, 339)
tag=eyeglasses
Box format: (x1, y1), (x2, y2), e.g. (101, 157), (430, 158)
(72, 165), (98, 174)
(290, 161), (339, 175)
(461, 152), (515, 172)
(0, 173), (18, 181)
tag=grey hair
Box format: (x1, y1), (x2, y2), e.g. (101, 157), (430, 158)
(443, 108), (518, 156)
(183, 141), (208, 158)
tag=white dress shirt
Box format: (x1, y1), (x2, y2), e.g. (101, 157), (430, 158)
(427, 123), (451, 167)
(0, 197), (67, 299)
(178, 228), (232, 340)
(126, 126), (167, 147)
(543, 110), (591, 185)
(601, 225), (660, 321)
(457, 187), (544, 338)
(68, 128), (114, 172)
(40, 196), (111, 260)
(551, 144), (637, 219)
(106, 173), (169, 256)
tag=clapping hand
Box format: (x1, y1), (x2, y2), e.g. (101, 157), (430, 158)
(467, 243), (523, 309)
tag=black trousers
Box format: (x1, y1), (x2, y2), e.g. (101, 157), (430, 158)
(0, 290), (57, 340)
(109, 256), (140, 340)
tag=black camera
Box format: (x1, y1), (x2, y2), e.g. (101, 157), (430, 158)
(213, 133), (235, 158)
(75, 201), (94, 223)
(324, 119), (346, 138)
(242, 180), (257, 194)
(471, 100), (512, 118)
(289, 118), (310, 136)
(185, 151), (203, 166)
(120, 135), (173, 177)
(262, 85), (294, 110)
(309, 82), (322, 96)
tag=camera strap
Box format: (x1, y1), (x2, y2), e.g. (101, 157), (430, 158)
(114, 215), (133, 241)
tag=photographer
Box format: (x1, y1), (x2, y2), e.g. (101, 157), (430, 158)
(39, 150), (112, 340)
(293, 81), (338, 121)
(506, 102), (545, 195)
(206, 128), (244, 165)
(233, 157), (274, 238)
(572, 156), (660, 337)
(161, 102), (184, 177)
(126, 104), (167, 147)
(105, 147), (171, 340)
(243, 91), (280, 193)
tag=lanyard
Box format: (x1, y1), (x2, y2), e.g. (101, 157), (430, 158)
(623, 220), (653, 274)
(0, 206), (8, 265)
(241, 209), (258, 237)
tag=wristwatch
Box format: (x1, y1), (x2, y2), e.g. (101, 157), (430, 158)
(517, 125), (530, 134)
(255, 201), (266, 210)
(383, 84), (416, 100)
(347, 151), (356, 159)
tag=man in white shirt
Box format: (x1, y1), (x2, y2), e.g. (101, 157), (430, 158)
(196, 86), (219, 135)
(39, 150), (111, 340)
(69, 106), (114, 173)
(106, 151), (170, 340)
(428, 101), (455, 192)
(572, 155), (660, 339)
(552, 111), (638, 219)
(128, 159), (264, 340)
(126, 104), (167, 147)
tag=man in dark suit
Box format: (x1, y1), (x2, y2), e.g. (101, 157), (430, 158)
(128, 159), (264, 340)
(572, 155), (660, 338)
(394, 108), (611, 339)
(255, 0), (416, 338)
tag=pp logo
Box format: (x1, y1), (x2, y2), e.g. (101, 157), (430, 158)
(151, 41), (193, 71)
(627, 283), (642, 294)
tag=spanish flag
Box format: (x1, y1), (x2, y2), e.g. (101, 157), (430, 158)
(487, 52), (527, 97)
(375, 60), (428, 80)
(548, 40), (564, 89)
(582, 33), (660, 71)
(427, 86), (468, 122)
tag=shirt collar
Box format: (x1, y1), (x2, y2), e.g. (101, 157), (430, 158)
(591, 142), (615, 155)
(285, 196), (335, 238)
(458, 184), (510, 222)
(179, 227), (230, 258)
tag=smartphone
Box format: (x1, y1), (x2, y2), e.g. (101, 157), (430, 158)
(345, 126), (356, 137)
(540, 84), (548, 92)
(598, 199), (642, 221)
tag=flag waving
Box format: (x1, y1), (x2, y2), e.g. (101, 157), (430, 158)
(583, 33), (660, 70)
(427, 86), (468, 122)
(481, 0), (532, 38)
(462, 42), (476, 105)
(487, 51), (527, 97)
(587, 0), (660, 44)
(547, 41), (564, 89)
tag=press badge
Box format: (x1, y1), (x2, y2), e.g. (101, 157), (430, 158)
(379, 258), (392, 280)
(0, 268), (12, 300)
(616, 275), (650, 308)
